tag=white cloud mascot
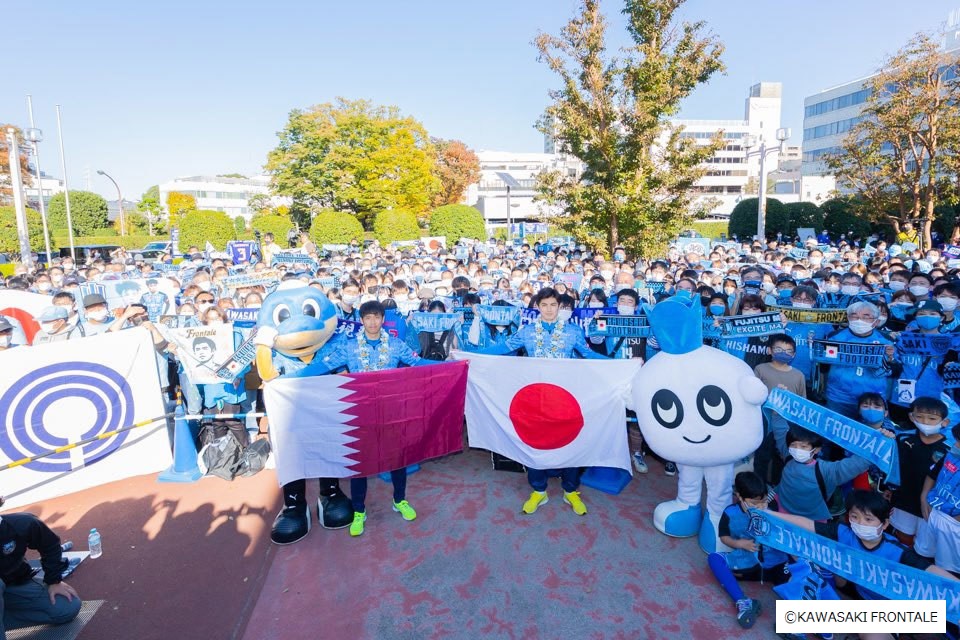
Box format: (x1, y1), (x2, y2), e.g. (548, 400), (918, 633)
(633, 293), (768, 552)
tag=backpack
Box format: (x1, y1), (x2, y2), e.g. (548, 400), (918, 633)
(420, 330), (452, 361)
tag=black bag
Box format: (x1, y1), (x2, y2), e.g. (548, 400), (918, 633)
(420, 330), (452, 361)
(491, 452), (525, 473)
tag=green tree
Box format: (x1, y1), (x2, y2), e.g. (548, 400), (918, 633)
(165, 191), (197, 230)
(534, 0), (725, 257)
(728, 198), (787, 240)
(309, 209), (364, 245)
(233, 216), (247, 235)
(820, 197), (873, 241)
(783, 201), (824, 236)
(429, 204), (486, 244)
(46, 190), (109, 236)
(0, 125), (33, 203)
(247, 193), (272, 214)
(430, 139), (481, 209)
(373, 209), (420, 245)
(825, 32), (960, 250)
(0, 205), (44, 255)
(251, 213), (294, 242)
(137, 185), (164, 235)
(217, 173), (247, 179)
(179, 210), (235, 251)
(266, 98), (440, 226)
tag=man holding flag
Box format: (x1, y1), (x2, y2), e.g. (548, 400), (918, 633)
(478, 287), (608, 516)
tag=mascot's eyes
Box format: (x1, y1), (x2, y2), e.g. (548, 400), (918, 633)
(302, 299), (321, 318)
(696, 385), (732, 427)
(651, 389), (683, 429)
(272, 304), (291, 325)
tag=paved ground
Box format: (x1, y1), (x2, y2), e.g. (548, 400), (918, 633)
(14, 450), (790, 640)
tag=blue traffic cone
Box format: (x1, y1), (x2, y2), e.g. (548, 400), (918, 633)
(378, 463), (421, 482)
(158, 403), (203, 483)
(580, 466), (632, 495)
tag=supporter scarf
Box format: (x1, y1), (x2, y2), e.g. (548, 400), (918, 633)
(769, 305), (848, 325)
(407, 312), (463, 335)
(225, 307), (259, 328)
(215, 328), (259, 381)
(220, 271), (280, 290)
(943, 363), (960, 390)
(747, 509), (960, 622)
(476, 304), (521, 327)
(717, 312), (785, 338)
(271, 252), (318, 271)
(586, 313), (651, 338)
(896, 331), (958, 357)
(811, 339), (887, 367)
(764, 388), (899, 485)
(571, 307), (616, 332)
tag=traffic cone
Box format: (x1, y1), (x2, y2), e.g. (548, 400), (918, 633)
(158, 402), (202, 483)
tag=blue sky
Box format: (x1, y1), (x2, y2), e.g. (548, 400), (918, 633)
(3, 0), (955, 200)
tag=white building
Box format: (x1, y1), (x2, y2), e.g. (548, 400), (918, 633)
(673, 82), (794, 218)
(158, 174), (281, 221)
(22, 171), (64, 210)
(801, 8), (960, 201)
(464, 151), (582, 225)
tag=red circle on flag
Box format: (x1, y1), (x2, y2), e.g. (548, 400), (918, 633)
(508, 383), (584, 450)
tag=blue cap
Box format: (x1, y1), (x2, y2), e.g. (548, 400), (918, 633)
(644, 292), (702, 354)
(38, 306), (68, 322)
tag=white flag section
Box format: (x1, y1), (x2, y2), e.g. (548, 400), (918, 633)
(0, 329), (169, 509)
(454, 353), (642, 472)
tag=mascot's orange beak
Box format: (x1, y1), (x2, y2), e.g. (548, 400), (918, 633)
(274, 317), (338, 358)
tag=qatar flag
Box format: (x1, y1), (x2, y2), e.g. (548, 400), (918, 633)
(453, 353), (642, 472)
(263, 361), (468, 487)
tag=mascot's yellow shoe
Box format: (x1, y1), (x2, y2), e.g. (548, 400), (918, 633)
(563, 491), (587, 516)
(521, 491), (548, 514)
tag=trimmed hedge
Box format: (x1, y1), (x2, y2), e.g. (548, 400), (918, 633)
(373, 209), (421, 245)
(429, 204), (486, 244)
(51, 234), (159, 250)
(689, 221), (729, 240)
(251, 214), (295, 241)
(179, 210), (236, 251)
(309, 210), (364, 245)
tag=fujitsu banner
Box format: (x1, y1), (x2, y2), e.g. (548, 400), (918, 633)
(263, 361), (468, 486)
(453, 352), (641, 472)
(0, 330), (169, 509)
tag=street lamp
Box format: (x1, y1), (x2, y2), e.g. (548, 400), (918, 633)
(96, 170), (125, 236)
(496, 172), (522, 243)
(743, 127), (790, 241)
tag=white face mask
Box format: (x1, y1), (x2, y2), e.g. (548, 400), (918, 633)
(617, 304), (635, 316)
(86, 309), (108, 322)
(909, 285), (930, 297)
(848, 319), (874, 336)
(197, 281), (212, 292)
(788, 447), (813, 464)
(793, 302), (813, 309)
(824, 283), (840, 294)
(197, 303), (213, 313)
(37, 282), (51, 292)
(761, 282), (775, 293)
(938, 297), (959, 312)
(557, 309), (573, 323)
(888, 281), (906, 291)
(841, 285), (860, 296)
(0, 335), (10, 348)
(850, 521), (884, 542)
(913, 419), (942, 436)
(600, 270), (615, 281)
(588, 301), (604, 309)
(41, 322), (60, 335)
(341, 294), (359, 306)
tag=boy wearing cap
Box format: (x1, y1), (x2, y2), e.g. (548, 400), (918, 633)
(80, 294), (114, 336)
(32, 307), (71, 345)
(0, 317), (15, 350)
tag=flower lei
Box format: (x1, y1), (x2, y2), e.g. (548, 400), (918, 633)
(357, 330), (391, 372)
(533, 319), (566, 358)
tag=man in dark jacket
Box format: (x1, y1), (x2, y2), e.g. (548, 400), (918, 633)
(0, 510), (81, 638)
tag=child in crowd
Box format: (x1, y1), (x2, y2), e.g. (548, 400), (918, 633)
(753, 334), (805, 486)
(708, 472), (789, 629)
(917, 423), (960, 574)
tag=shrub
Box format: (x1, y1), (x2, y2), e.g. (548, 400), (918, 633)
(47, 190), (110, 235)
(233, 216), (247, 235)
(373, 209), (421, 245)
(178, 210), (236, 251)
(309, 209), (364, 245)
(784, 202), (824, 236)
(821, 197), (872, 241)
(251, 214), (294, 242)
(728, 197), (786, 240)
(0, 206), (45, 255)
(689, 220), (729, 240)
(429, 204), (486, 244)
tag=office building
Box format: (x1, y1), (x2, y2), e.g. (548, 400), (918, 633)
(158, 174), (280, 221)
(22, 171), (64, 210)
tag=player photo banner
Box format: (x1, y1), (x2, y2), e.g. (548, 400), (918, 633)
(718, 312), (786, 338)
(747, 510), (960, 623)
(811, 339), (887, 367)
(764, 388), (899, 485)
(769, 305), (848, 325)
(166, 323), (236, 385)
(0, 329), (169, 509)
(453, 353), (641, 472)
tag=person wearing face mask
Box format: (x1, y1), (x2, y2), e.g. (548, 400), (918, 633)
(769, 490), (953, 601)
(907, 273), (933, 301)
(932, 282), (960, 332)
(0, 317), (16, 351)
(770, 426), (886, 521)
(917, 422), (960, 575)
(882, 396), (951, 547)
(79, 294), (115, 336)
(336, 279), (362, 321)
(822, 301), (899, 418)
(31, 306), (71, 344)
(889, 300), (949, 422)
(885, 270), (910, 294)
(50, 292), (84, 339)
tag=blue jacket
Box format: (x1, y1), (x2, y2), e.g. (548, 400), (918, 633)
(480, 320), (608, 359)
(823, 328), (897, 406)
(295, 332), (431, 375)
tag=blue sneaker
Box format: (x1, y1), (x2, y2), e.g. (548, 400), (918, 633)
(736, 598), (760, 629)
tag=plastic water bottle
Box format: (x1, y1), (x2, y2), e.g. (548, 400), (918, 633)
(87, 528), (102, 559)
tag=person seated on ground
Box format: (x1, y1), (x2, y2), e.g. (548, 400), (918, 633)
(0, 498), (82, 639)
(707, 472), (789, 630)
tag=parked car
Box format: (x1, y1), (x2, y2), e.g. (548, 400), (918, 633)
(58, 245), (122, 263)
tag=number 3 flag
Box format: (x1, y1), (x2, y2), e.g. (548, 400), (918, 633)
(453, 353), (641, 472)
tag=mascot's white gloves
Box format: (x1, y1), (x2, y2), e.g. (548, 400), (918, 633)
(254, 326), (279, 348)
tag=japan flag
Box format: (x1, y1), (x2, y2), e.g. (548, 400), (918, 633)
(453, 352), (642, 472)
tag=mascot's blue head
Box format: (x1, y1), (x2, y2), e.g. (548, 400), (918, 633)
(258, 282), (338, 358)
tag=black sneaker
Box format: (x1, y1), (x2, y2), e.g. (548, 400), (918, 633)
(270, 505), (310, 545)
(664, 461), (678, 476)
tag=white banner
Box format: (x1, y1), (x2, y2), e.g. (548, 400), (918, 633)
(0, 329), (169, 509)
(164, 323), (235, 384)
(453, 352), (641, 472)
